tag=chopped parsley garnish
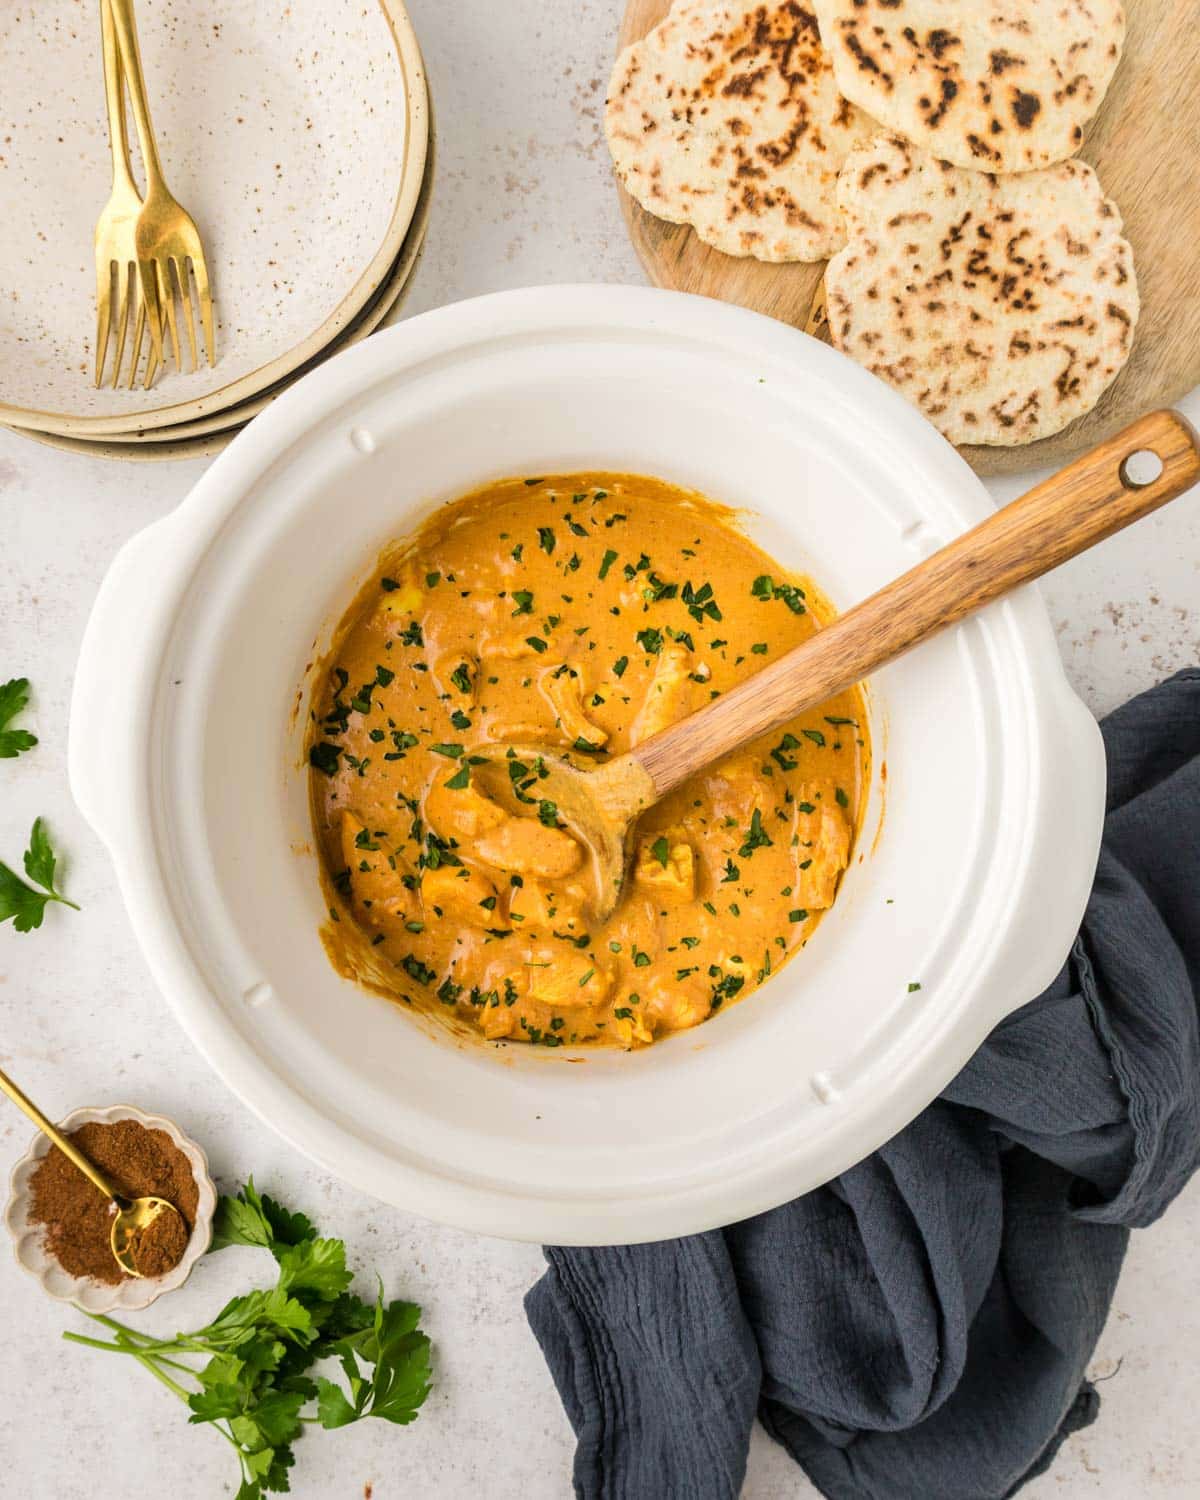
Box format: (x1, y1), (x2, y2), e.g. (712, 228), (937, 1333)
(419, 833), (462, 870)
(770, 733), (799, 771)
(309, 742), (342, 776)
(636, 628), (663, 655)
(449, 663), (472, 695)
(802, 728), (826, 748)
(401, 955), (436, 986)
(430, 743), (464, 759)
(444, 766), (470, 790)
(612, 655), (629, 678)
(511, 590), (534, 616)
(737, 809), (772, 858)
(681, 580), (722, 624)
(751, 575), (806, 614)
(437, 976), (464, 1006)
(525, 636), (548, 654)
(537, 526), (557, 555)
(643, 573), (678, 602)
(836, 787), (850, 809)
(537, 800), (559, 828)
(709, 971), (745, 1011)
(650, 836), (670, 868)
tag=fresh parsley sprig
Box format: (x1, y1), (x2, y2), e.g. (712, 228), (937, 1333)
(0, 677), (37, 758)
(0, 817), (79, 932)
(62, 1179), (432, 1499)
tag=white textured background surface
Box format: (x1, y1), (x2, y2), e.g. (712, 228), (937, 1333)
(1, 2), (1198, 1496)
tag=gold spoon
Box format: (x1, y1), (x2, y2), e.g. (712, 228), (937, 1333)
(0, 1066), (185, 1279)
(480, 409), (1200, 920)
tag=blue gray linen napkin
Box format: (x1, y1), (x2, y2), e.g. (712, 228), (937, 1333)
(527, 669), (1200, 1500)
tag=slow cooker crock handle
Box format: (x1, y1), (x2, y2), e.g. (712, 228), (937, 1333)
(68, 516), (177, 845)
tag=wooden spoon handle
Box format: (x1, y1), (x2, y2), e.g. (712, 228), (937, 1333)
(634, 410), (1200, 799)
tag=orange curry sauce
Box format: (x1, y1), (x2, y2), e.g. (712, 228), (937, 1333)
(309, 473), (869, 1049)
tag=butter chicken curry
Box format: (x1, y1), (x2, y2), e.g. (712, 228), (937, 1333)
(308, 474), (868, 1049)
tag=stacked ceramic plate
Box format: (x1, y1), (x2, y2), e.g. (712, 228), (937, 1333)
(0, 0), (430, 461)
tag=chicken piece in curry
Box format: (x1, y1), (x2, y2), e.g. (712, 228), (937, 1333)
(309, 474), (869, 1049)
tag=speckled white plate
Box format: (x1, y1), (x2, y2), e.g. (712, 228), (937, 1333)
(0, 0), (427, 437)
(3, 167), (431, 463)
(94, 115), (436, 445)
(5, 1103), (217, 1313)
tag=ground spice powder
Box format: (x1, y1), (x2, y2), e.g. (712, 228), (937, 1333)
(28, 1119), (199, 1285)
(129, 1206), (191, 1279)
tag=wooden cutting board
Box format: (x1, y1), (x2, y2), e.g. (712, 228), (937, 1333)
(614, 0), (1200, 477)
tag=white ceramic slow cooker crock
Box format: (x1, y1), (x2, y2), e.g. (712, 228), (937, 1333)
(69, 286), (1105, 1245)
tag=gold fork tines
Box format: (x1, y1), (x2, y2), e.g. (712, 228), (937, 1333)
(109, 0), (216, 373)
(126, 287), (162, 389)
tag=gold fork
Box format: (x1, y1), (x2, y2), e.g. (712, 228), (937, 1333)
(108, 0), (216, 373)
(94, 0), (159, 388)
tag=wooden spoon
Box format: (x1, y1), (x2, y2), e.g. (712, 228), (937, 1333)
(480, 410), (1200, 918)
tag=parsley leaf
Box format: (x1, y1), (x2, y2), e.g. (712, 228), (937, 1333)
(309, 742), (341, 776)
(737, 808), (772, 858)
(751, 575), (806, 614)
(0, 677), (37, 758)
(64, 1182), (431, 1500)
(0, 819), (79, 933)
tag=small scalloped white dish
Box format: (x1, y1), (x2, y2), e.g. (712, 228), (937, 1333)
(5, 1104), (217, 1314)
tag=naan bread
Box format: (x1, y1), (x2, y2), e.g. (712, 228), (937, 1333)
(606, 1), (878, 262)
(826, 134), (1138, 446)
(813, 0), (1125, 172)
